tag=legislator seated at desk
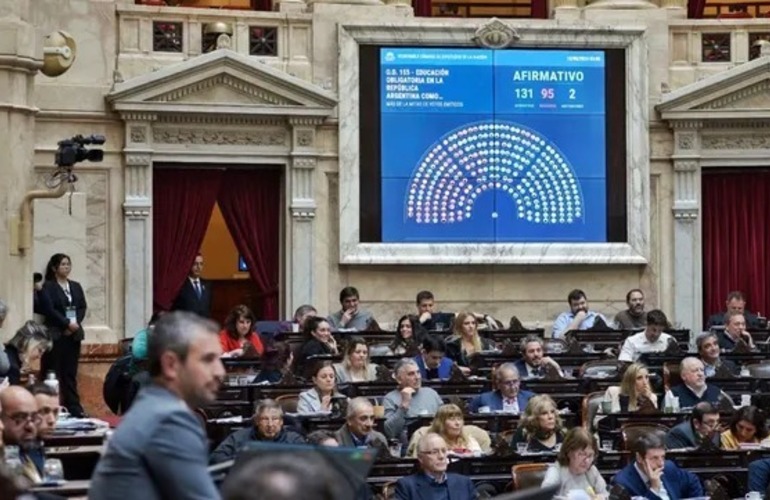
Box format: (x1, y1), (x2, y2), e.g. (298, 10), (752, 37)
(665, 402), (721, 450)
(715, 311), (756, 351)
(334, 397), (389, 458)
(327, 286), (377, 332)
(618, 310), (671, 363)
(445, 312), (496, 369)
(294, 317), (338, 376)
(542, 428), (608, 498)
(705, 291), (762, 330)
(413, 335), (454, 381)
(469, 362), (534, 414)
(696, 331), (740, 378)
(613, 289), (648, 330)
(395, 433), (476, 500)
(599, 363), (658, 414)
(210, 399), (305, 464)
(612, 432), (704, 500)
(552, 289), (609, 339)
(513, 335), (563, 379)
(665, 357), (728, 408)
(721, 405), (769, 450)
(298, 361), (347, 415)
(406, 404), (488, 457)
(333, 337), (379, 383)
(389, 315), (426, 356)
(1, 386), (47, 484)
(383, 359), (443, 440)
(510, 395), (566, 453)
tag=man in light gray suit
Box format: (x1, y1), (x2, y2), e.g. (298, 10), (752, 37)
(89, 311), (225, 500)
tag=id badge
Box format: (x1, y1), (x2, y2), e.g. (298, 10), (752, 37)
(66, 307), (77, 321)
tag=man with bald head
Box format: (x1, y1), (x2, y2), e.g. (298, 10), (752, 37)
(667, 357), (726, 408)
(334, 397), (389, 457)
(1, 386), (45, 483)
(395, 433), (476, 500)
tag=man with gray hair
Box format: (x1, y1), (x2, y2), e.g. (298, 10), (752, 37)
(665, 357), (726, 409)
(383, 359), (443, 440)
(469, 363), (534, 413)
(89, 311), (225, 500)
(293, 304), (318, 330)
(514, 335), (562, 379)
(210, 399), (306, 464)
(334, 397), (389, 458)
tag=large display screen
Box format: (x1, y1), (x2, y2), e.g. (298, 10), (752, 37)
(375, 47), (611, 243)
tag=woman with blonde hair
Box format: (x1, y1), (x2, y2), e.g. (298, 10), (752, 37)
(600, 362), (657, 414)
(542, 427), (608, 498)
(511, 394), (566, 452)
(333, 336), (378, 383)
(407, 403), (486, 457)
(2, 320), (52, 385)
(446, 312), (495, 368)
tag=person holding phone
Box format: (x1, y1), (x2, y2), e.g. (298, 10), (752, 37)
(327, 287), (377, 331)
(612, 433), (703, 499)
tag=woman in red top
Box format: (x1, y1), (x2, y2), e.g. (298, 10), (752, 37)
(219, 304), (264, 358)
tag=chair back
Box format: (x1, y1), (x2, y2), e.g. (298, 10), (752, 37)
(378, 480), (397, 500)
(620, 422), (669, 450)
(582, 391), (606, 432)
(465, 425), (492, 453)
(275, 394), (300, 414)
(663, 361), (682, 390)
(511, 463), (548, 490)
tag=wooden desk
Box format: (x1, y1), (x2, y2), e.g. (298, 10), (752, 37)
(46, 446), (102, 481)
(46, 430), (106, 448)
(31, 479), (90, 497)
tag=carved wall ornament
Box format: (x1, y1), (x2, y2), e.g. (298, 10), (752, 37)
(673, 160), (698, 172)
(152, 127), (287, 146)
(292, 157), (317, 169)
(126, 154), (152, 165)
(702, 134), (770, 150)
(672, 207), (698, 221)
(291, 207), (316, 220)
(677, 133), (694, 150)
(123, 208), (151, 218)
(695, 81), (770, 110)
(473, 18), (519, 49)
(296, 130), (314, 147)
(216, 34), (232, 50)
(150, 74), (295, 106)
(130, 126), (147, 143)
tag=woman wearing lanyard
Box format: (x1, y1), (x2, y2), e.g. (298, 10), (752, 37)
(41, 253), (88, 417)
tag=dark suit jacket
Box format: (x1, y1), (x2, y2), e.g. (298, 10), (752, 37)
(171, 278), (212, 318)
(707, 310), (760, 329)
(665, 420), (720, 449)
(612, 460), (703, 500)
(670, 383), (722, 408)
(468, 390), (534, 413)
(334, 424), (389, 458)
(41, 279), (87, 342)
(89, 384), (220, 500)
(395, 472), (476, 500)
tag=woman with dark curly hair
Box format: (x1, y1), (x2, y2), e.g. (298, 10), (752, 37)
(511, 394), (566, 453)
(218, 305), (263, 358)
(389, 315), (425, 356)
(722, 405), (768, 449)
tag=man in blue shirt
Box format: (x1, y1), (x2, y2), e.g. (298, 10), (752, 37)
(395, 433), (476, 500)
(552, 289), (609, 338)
(413, 335), (454, 381)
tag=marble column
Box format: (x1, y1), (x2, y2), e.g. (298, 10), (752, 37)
(0, 1), (41, 331)
(671, 126), (702, 333)
(288, 119), (321, 313)
(122, 116), (155, 337)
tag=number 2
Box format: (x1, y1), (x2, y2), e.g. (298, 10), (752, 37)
(569, 89), (576, 100)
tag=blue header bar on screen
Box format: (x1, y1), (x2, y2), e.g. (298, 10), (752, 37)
(380, 48), (492, 66)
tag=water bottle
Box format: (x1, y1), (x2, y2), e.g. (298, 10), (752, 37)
(4, 445), (23, 475)
(44, 371), (59, 393)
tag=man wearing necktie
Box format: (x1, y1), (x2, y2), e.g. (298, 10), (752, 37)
(171, 254), (212, 318)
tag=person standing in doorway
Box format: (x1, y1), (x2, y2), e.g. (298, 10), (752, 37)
(40, 253), (87, 417)
(172, 254), (212, 318)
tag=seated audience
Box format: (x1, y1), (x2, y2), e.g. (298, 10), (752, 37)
(721, 405), (768, 449)
(706, 290), (761, 329)
(618, 310), (672, 363)
(415, 290), (437, 331)
(383, 359), (443, 439)
(334, 397), (388, 457)
(469, 363), (534, 414)
(552, 289), (609, 339)
(542, 427), (608, 498)
(210, 399), (306, 464)
(600, 362), (657, 414)
(89, 312), (224, 500)
(29, 383), (59, 439)
(395, 433), (476, 500)
(413, 335), (453, 381)
(665, 402), (720, 449)
(445, 312), (495, 368)
(511, 394), (566, 453)
(293, 304), (318, 331)
(298, 361), (346, 414)
(333, 337), (378, 383)
(307, 429), (339, 447)
(295, 316), (338, 375)
(717, 311), (755, 350)
(1, 386), (46, 483)
(389, 315), (425, 356)
(666, 357), (727, 408)
(612, 433), (704, 499)
(327, 286), (376, 331)
(613, 289), (647, 329)
(255, 341), (293, 384)
(514, 335), (562, 379)
(407, 404), (486, 457)
(219, 304), (264, 358)
(696, 331), (739, 377)
(2, 321), (51, 386)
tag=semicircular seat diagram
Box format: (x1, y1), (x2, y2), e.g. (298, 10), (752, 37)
(404, 121), (585, 226)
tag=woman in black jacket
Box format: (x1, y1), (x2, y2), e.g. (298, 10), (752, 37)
(2, 320), (51, 385)
(40, 253), (88, 417)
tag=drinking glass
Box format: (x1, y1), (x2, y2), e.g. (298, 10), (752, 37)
(44, 458), (64, 482)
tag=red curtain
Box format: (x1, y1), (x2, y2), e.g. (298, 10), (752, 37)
(702, 169), (770, 325)
(153, 169), (223, 311)
(688, 0), (706, 18)
(412, 0), (432, 16)
(531, 0), (548, 18)
(217, 169), (282, 320)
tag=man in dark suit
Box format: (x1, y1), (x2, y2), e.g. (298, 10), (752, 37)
(665, 402), (721, 449)
(469, 363), (534, 414)
(514, 335), (563, 379)
(706, 290), (761, 329)
(89, 312), (225, 500)
(395, 433), (476, 500)
(334, 397), (389, 458)
(613, 432), (703, 500)
(171, 254), (212, 318)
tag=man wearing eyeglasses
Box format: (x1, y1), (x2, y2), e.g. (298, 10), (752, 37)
(0, 386), (45, 483)
(665, 402), (721, 449)
(395, 433), (476, 500)
(469, 363), (534, 414)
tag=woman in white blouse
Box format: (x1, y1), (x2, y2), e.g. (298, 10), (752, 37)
(542, 427), (607, 499)
(600, 362), (657, 414)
